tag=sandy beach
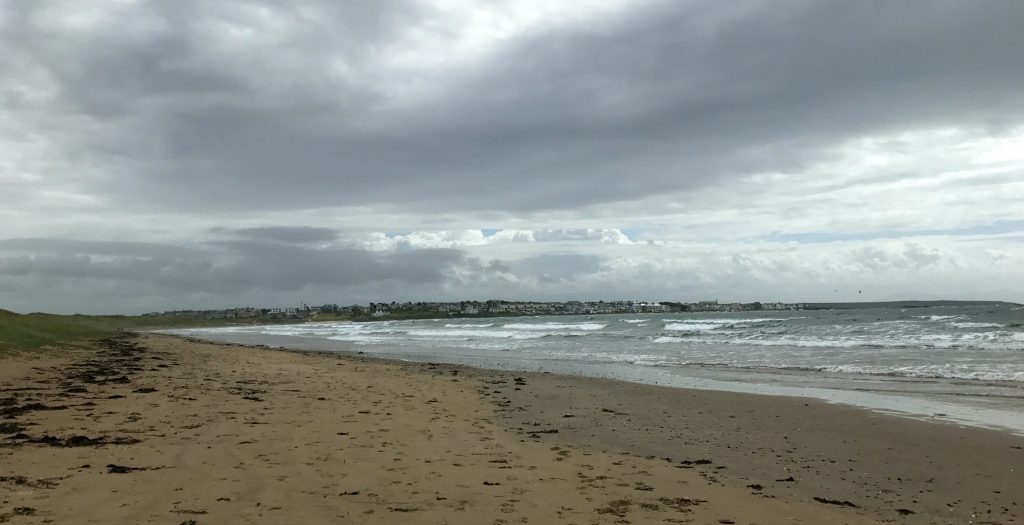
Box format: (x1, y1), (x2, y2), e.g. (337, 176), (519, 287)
(1, 334), (1020, 524)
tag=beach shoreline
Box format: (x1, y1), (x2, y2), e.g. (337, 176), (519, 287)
(2, 333), (1020, 524)
(164, 325), (1024, 440)
(279, 340), (1024, 523)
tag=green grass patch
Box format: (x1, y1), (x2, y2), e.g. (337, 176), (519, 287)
(0, 309), (113, 353)
(0, 309), (251, 354)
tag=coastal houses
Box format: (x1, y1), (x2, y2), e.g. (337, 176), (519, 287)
(149, 299), (810, 322)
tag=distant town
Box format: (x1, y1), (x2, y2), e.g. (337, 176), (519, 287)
(148, 299), (809, 322)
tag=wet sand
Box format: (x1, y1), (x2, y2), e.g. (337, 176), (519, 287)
(472, 368), (1023, 524)
(0, 333), (1019, 524)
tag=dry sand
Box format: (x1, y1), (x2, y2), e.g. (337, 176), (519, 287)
(0, 333), (1019, 524)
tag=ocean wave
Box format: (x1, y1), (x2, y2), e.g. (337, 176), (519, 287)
(326, 334), (388, 344)
(663, 323), (721, 332)
(502, 322), (607, 331)
(672, 333), (1024, 351)
(405, 329), (546, 339)
(949, 322), (1004, 329)
(620, 359), (1024, 382)
(173, 310), (1024, 384)
(661, 317), (795, 325)
(916, 315), (964, 321)
(817, 364), (1024, 382)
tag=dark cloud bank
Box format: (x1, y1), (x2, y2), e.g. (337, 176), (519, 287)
(2, 0), (1023, 312)
(0, 237), (468, 313)
(4, 1), (1022, 212)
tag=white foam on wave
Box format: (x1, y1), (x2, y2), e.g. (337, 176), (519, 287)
(916, 315), (964, 321)
(662, 317), (794, 325)
(949, 322), (1004, 329)
(502, 322), (607, 331)
(671, 331), (1024, 351)
(663, 323), (721, 332)
(819, 364), (1024, 382)
(620, 319), (650, 324)
(652, 336), (685, 343)
(444, 323), (495, 328)
(326, 334), (388, 344)
(406, 329), (546, 339)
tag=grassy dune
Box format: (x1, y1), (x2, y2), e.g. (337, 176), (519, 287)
(0, 310), (110, 352)
(0, 309), (243, 354)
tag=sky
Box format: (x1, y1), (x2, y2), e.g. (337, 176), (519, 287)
(2, 0), (1023, 314)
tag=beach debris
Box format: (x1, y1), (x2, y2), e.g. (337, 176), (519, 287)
(0, 402), (69, 418)
(106, 463), (164, 474)
(482, 481), (502, 486)
(171, 509), (207, 515)
(0, 476), (60, 489)
(6, 433), (141, 446)
(0, 506), (37, 522)
(813, 497), (858, 508)
(895, 508), (915, 515)
(657, 497), (704, 512)
(746, 483), (764, 491)
(64, 435), (105, 447)
(775, 476), (795, 482)
(106, 464), (141, 474)
(132, 387), (158, 393)
(338, 491), (360, 496)
(178, 521), (198, 525)
(595, 499), (632, 517)
(0, 422), (24, 434)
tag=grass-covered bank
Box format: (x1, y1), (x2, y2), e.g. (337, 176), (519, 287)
(0, 308), (454, 354)
(0, 309), (108, 353)
(0, 309), (250, 354)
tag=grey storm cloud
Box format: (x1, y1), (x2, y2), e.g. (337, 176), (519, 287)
(0, 238), (468, 310)
(3, 1), (1023, 213)
(211, 226), (340, 244)
(0, 238), (201, 259)
(2, 1), (1023, 313)
(507, 254), (605, 284)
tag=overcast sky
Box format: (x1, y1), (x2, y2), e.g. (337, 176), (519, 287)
(2, 0), (1023, 314)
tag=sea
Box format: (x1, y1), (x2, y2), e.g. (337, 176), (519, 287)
(166, 304), (1024, 435)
